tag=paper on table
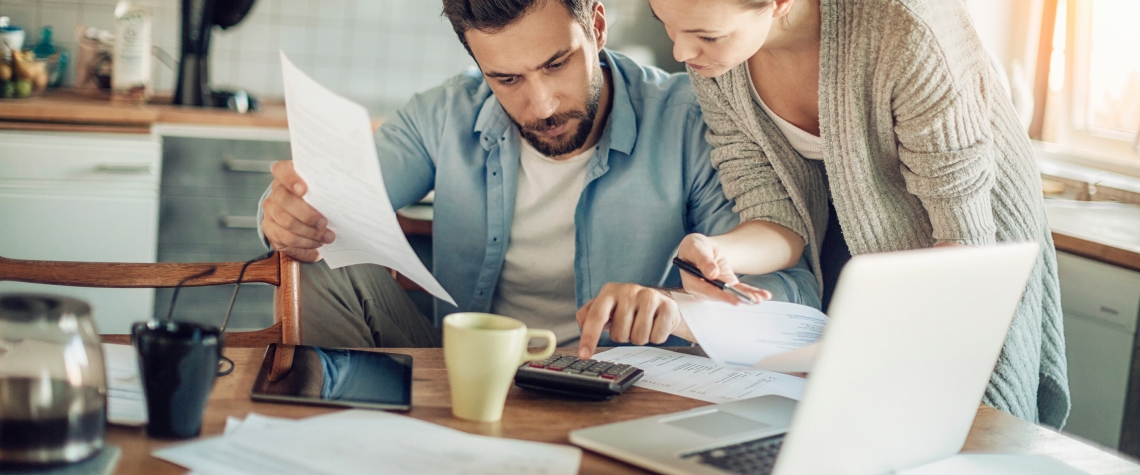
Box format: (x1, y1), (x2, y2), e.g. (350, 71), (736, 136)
(673, 293), (828, 372)
(280, 52), (455, 306)
(155, 410), (581, 475)
(101, 343), (147, 426)
(592, 346), (806, 403)
(893, 454), (1089, 474)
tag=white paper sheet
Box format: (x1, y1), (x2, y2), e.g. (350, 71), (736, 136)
(592, 347), (806, 403)
(673, 293), (828, 372)
(280, 52), (455, 306)
(893, 454), (1089, 474)
(156, 410), (581, 475)
(101, 343), (147, 426)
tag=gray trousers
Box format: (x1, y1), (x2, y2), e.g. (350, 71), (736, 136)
(299, 261), (441, 348)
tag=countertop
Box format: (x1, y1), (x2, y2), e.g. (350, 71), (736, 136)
(0, 89), (290, 133)
(1047, 200), (1140, 272)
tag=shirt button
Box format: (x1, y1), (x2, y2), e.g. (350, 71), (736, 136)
(492, 237), (498, 242)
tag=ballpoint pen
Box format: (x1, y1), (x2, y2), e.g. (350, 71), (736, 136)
(671, 257), (756, 304)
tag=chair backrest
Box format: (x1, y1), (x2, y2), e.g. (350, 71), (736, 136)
(0, 252), (301, 347)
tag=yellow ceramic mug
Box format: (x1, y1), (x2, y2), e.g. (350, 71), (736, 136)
(443, 312), (557, 422)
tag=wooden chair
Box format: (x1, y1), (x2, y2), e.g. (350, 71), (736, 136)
(0, 252), (300, 347)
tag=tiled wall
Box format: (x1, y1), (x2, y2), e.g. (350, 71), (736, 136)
(0, 0), (644, 112)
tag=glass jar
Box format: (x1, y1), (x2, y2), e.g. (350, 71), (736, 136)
(0, 294), (107, 464)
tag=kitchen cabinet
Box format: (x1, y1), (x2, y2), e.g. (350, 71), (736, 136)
(1058, 251), (1140, 450)
(0, 130), (161, 334)
(154, 135), (289, 331)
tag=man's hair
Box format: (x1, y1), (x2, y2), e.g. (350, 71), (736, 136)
(442, 0), (595, 56)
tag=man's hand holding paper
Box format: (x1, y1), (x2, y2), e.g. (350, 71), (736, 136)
(261, 161), (333, 263)
(271, 53), (455, 306)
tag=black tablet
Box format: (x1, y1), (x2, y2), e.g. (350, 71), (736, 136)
(250, 344), (413, 411)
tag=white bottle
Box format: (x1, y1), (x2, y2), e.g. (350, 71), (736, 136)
(112, 0), (152, 101)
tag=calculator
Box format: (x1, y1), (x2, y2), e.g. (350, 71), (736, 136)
(514, 355), (644, 401)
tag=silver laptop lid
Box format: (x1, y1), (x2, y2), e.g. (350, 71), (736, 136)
(773, 243), (1040, 475)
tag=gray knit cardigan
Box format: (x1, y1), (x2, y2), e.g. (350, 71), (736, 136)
(688, 0), (1069, 426)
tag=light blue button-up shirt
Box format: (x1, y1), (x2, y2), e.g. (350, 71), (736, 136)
(265, 50), (819, 325)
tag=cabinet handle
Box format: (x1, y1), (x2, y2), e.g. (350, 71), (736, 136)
(95, 163), (155, 174)
(224, 157), (276, 173)
(219, 215), (259, 229)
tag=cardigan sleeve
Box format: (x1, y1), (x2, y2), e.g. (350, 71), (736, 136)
(689, 69), (809, 243)
(888, 8), (998, 246)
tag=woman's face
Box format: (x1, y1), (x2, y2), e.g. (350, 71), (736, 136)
(649, 0), (774, 77)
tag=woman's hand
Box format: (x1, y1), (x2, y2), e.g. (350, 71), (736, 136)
(677, 233), (772, 305)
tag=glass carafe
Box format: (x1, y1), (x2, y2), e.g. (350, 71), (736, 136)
(0, 294), (107, 464)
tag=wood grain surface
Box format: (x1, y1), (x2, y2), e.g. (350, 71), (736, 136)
(106, 347), (1140, 475)
(0, 90), (288, 130)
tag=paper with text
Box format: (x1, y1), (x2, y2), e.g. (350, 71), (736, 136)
(156, 410), (580, 475)
(280, 52), (454, 305)
(674, 293), (827, 372)
(593, 347), (806, 403)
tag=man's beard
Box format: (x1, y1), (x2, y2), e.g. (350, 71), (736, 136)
(512, 71), (603, 157)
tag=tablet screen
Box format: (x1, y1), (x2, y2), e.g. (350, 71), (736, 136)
(250, 344), (413, 411)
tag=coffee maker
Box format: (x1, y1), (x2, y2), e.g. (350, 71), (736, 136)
(172, 0), (256, 107)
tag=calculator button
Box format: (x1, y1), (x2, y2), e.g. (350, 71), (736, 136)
(582, 371), (599, 377)
(590, 362), (614, 372)
(564, 369), (581, 375)
(567, 360), (593, 371)
(528, 362), (546, 368)
(601, 374), (617, 380)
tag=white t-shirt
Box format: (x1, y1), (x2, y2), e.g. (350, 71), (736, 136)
(746, 67), (824, 160)
(491, 140), (595, 344)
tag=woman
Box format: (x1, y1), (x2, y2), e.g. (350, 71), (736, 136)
(652, 0), (1069, 426)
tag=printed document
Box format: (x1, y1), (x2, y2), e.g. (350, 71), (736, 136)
(593, 347), (806, 403)
(157, 410), (580, 475)
(280, 53), (455, 305)
(674, 293), (827, 372)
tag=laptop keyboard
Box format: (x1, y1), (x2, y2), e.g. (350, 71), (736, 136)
(682, 433), (785, 475)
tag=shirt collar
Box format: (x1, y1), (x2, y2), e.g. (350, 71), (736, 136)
(473, 49), (638, 156)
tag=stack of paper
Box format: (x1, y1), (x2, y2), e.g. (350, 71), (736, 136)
(673, 293), (829, 373)
(101, 343), (147, 426)
(155, 410), (581, 475)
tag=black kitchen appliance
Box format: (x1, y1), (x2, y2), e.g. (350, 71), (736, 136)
(172, 0), (256, 107)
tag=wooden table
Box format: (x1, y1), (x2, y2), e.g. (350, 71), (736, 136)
(108, 347), (1140, 474)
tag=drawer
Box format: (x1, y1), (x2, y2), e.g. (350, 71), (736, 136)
(0, 130), (160, 188)
(158, 194), (265, 247)
(1057, 252), (1140, 333)
(161, 136), (289, 189)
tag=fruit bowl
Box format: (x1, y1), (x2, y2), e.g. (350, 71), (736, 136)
(0, 50), (52, 99)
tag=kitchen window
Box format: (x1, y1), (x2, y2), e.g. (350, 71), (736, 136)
(1038, 0), (1140, 176)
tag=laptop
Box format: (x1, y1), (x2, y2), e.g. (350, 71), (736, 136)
(570, 243), (1040, 475)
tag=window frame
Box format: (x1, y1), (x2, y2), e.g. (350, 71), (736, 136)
(1046, 0), (1140, 177)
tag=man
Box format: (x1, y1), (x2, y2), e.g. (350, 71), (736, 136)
(259, 0), (819, 358)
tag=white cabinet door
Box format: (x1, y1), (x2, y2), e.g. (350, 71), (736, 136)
(1058, 251), (1140, 448)
(0, 131), (161, 334)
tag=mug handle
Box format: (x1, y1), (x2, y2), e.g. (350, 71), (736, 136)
(521, 329), (557, 362)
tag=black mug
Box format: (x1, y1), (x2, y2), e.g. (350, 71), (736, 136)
(131, 320), (223, 439)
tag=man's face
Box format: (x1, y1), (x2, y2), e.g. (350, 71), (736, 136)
(465, 1), (606, 158)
